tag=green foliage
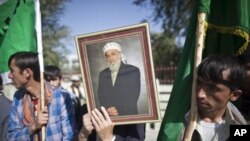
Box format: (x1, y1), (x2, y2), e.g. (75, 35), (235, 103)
(151, 32), (182, 67)
(133, 0), (188, 67)
(134, 0), (193, 37)
(41, 0), (71, 67)
(40, 0), (186, 71)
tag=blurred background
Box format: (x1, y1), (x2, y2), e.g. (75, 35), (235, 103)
(41, 0), (188, 85)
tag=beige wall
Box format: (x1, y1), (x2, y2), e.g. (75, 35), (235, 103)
(3, 83), (17, 101)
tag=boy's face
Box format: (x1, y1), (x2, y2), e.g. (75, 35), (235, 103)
(196, 73), (237, 117)
(48, 77), (61, 89)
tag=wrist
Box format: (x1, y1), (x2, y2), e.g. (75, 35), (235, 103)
(79, 128), (89, 138)
(29, 118), (42, 135)
(103, 135), (115, 141)
(29, 123), (40, 135)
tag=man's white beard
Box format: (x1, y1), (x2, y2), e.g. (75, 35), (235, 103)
(109, 60), (121, 72)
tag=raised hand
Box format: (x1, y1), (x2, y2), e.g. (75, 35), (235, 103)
(80, 112), (94, 138)
(91, 107), (115, 141)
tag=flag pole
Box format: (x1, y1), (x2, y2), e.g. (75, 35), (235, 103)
(184, 12), (206, 141)
(34, 0), (46, 140)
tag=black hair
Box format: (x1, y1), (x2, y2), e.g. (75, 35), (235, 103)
(8, 51), (40, 81)
(238, 43), (250, 64)
(197, 54), (246, 90)
(44, 65), (62, 81)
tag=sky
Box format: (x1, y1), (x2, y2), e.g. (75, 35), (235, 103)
(60, 0), (163, 54)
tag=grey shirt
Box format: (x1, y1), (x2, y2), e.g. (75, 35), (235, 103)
(0, 92), (12, 141)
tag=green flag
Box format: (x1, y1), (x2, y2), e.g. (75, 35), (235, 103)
(0, 0), (37, 84)
(157, 0), (249, 140)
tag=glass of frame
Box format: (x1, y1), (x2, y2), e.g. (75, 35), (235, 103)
(75, 22), (161, 125)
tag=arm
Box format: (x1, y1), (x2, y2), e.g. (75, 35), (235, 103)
(7, 95), (31, 141)
(97, 71), (105, 107)
(119, 66), (141, 115)
(61, 90), (75, 140)
(97, 69), (114, 109)
(0, 95), (12, 141)
(79, 107), (115, 141)
(91, 107), (115, 141)
(48, 89), (75, 141)
(1, 113), (9, 141)
(129, 68), (141, 103)
(78, 113), (94, 141)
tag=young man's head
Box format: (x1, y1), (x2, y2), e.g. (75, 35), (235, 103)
(196, 54), (246, 117)
(103, 42), (122, 72)
(8, 52), (40, 89)
(44, 65), (62, 89)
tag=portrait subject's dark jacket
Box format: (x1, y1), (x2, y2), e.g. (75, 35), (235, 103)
(98, 62), (141, 116)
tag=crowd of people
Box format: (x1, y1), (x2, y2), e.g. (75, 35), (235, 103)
(0, 42), (250, 141)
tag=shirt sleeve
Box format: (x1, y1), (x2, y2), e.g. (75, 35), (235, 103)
(60, 90), (76, 140)
(46, 88), (76, 141)
(7, 95), (31, 141)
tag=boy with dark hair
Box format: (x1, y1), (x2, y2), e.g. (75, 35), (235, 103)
(44, 65), (81, 129)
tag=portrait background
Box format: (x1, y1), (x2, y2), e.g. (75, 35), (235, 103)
(85, 34), (149, 114)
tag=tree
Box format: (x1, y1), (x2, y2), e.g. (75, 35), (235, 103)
(151, 32), (182, 84)
(151, 32), (182, 67)
(41, 0), (71, 66)
(134, 0), (193, 37)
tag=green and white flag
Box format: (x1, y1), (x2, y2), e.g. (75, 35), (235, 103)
(0, 0), (37, 84)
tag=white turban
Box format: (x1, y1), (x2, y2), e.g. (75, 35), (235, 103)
(103, 42), (127, 64)
(71, 75), (81, 81)
(103, 42), (122, 54)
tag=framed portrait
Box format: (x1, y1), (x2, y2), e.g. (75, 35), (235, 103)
(75, 22), (161, 125)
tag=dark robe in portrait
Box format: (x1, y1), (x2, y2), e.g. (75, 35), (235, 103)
(97, 62), (141, 116)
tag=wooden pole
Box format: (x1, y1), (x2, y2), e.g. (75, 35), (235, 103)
(35, 0), (45, 140)
(183, 12), (206, 141)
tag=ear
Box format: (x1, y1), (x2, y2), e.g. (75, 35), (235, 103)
(24, 68), (32, 78)
(230, 89), (242, 101)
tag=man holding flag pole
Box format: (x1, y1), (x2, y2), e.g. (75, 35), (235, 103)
(7, 51), (75, 141)
(157, 0), (249, 140)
